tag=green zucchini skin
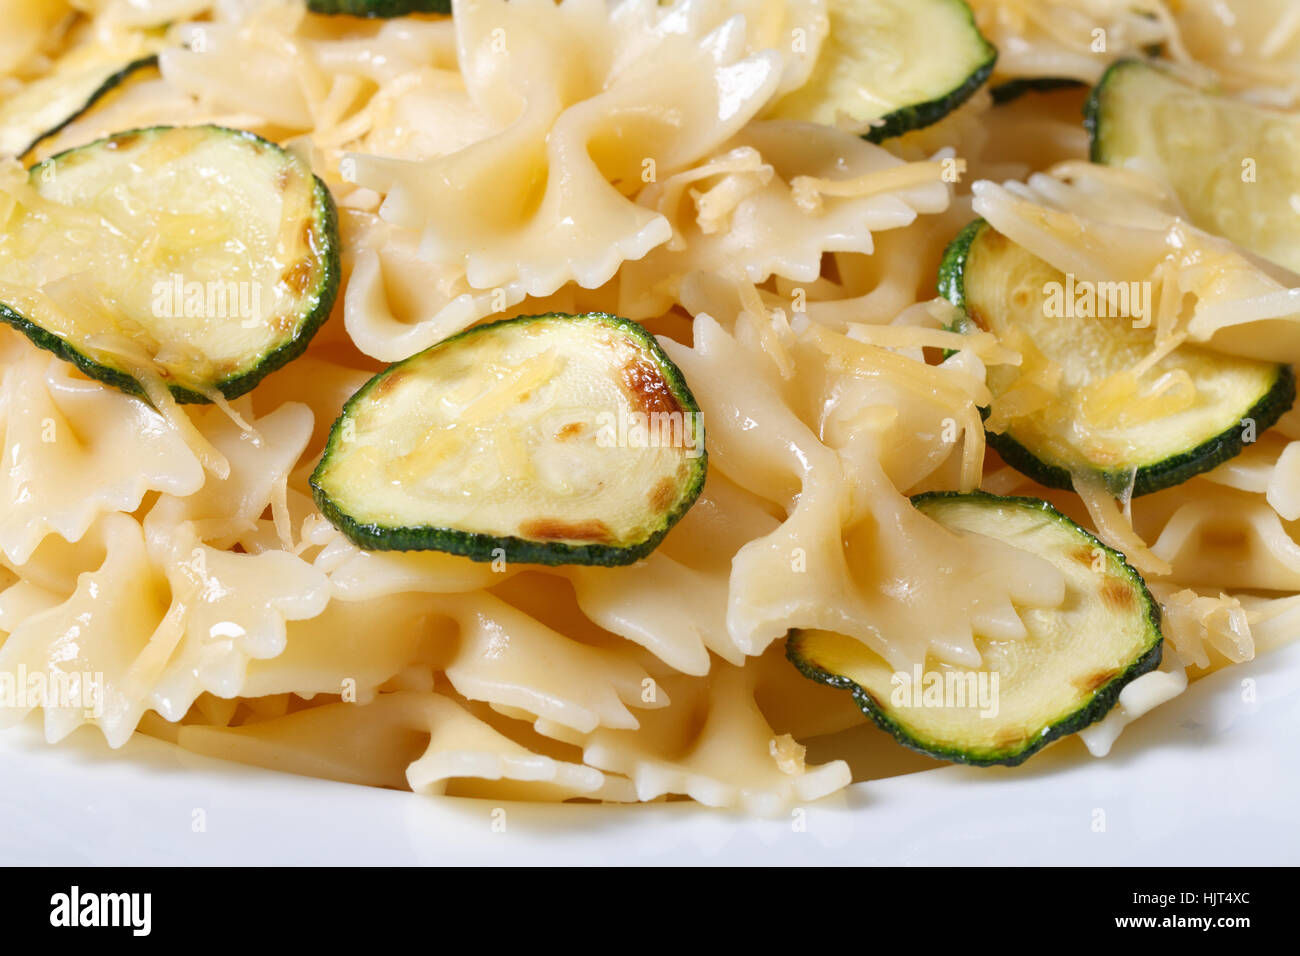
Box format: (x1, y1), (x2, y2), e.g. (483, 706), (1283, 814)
(1083, 58), (1177, 164)
(786, 491), (1165, 767)
(865, 1), (997, 143)
(787, 631), (1162, 767)
(1083, 59), (1136, 163)
(310, 312), (708, 567)
(1, 126), (341, 405)
(306, 0), (451, 16)
(936, 216), (985, 315)
(984, 365), (1295, 497)
(310, 494), (705, 566)
(198, 170), (340, 404)
(937, 218), (1297, 497)
(16, 55), (160, 160)
(866, 53), (997, 142)
(1086, 56), (1300, 282)
(989, 76), (1086, 106)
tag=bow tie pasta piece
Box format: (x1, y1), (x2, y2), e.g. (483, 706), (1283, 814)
(0, 514), (329, 746)
(248, 354), (374, 457)
(1147, 484), (1300, 592)
(351, 66), (498, 163)
(717, 0), (829, 96)
(556, 663), (850, 813)
(162, 7), (461, 153)
(407, 692), (623, 801)
(566, 552), (739, 676)
(437, 592), (663, 735)
(144, 400), (314, 551)
(174, 691), (618, 800)
(239, 591), (447, 703)
(138, 522), (331, 721)
(620, 122), (952, 316)
(237, 569), (666, 743)
(316, 535), (509, 600)
(1171, 0), (1300, 104)
(341, 0), (784, 357)
(0, 339), (205, 565)
(339, 211), (527, 363)
(562, 469), (785, 675)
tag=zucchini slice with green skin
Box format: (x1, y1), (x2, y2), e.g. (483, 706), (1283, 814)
(939, 218), (1295, 496)
(307, 0), (450, 16)
(0, 53), (160, 160)
(0, 125), (340, 404)
(1087, 58), (1300, 275)
(310, 313), (708, 566)
(767, 0), (996, 143)
(787, 491), (1164, 767)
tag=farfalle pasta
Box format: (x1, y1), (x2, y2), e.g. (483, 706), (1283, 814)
(0, 0), (1297, 812)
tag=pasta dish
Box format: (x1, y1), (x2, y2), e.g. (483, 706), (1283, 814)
(1, 0), (1298, 814)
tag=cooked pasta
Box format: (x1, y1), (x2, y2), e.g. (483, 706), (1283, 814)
(0, 0), (1296, 811)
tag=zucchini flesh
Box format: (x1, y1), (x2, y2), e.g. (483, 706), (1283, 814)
(307, 0), (450, 15)
(0, 36), (163, 160)
(787, 491), (1163, 767)
(939, 219), (1295, 496)
(310, 313), (707, 566)
(0, 125), (340, 403)
(1088, 59), (1300, 276)
(767, 0), (996, 142)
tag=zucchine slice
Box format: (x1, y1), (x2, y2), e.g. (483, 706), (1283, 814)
(767, 0), (996, 142)
(938, 218), (1294, 496)
(787, 491), (1164, 767)
(0, 125), (340, 403)
(310, 313), (708, 566)
(1088, 58), (1300, 275)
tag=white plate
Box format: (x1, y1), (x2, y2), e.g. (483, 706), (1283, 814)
(3, 638), (1298, 865)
